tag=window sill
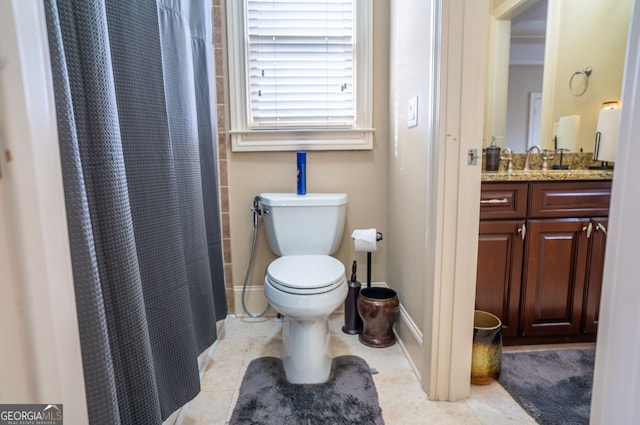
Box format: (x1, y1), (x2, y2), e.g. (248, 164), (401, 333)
(230, 128), (374, 152)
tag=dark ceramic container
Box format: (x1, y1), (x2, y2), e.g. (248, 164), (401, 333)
(357, 287), (400, 348)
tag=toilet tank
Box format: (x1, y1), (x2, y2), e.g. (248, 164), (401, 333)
(259, 193), (347, 256)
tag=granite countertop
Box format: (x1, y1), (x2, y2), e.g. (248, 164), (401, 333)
(482, 169), (614, 182)
(481, 152), (614, 182)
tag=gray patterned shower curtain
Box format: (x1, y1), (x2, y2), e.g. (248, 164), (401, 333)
(44, 0), (226, 423)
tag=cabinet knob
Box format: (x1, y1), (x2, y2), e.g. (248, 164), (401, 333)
(596, 223), (607, 236)
(517, 223), (526, 240)
(583, 222), (593, 238)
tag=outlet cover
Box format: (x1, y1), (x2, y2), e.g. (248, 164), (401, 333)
(408, 96), (418, 128)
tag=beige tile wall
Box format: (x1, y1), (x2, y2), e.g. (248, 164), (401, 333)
(212, 0), (235, 312)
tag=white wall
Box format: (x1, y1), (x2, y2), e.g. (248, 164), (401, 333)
(505, 65), (544, 152)
(387, 0), (435, 378)
(0, 1), (87, 422)
(0, 89), (33, 401)
(389, 0), (488, 400)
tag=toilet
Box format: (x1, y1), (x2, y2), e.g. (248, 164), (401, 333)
(260, 193), (348, 384)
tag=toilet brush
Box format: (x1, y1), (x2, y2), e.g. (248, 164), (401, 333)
(342, 261), (363, 334)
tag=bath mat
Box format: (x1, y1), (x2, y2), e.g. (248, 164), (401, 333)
(499, 348), (595, 425)
(229, 355), (384, 425)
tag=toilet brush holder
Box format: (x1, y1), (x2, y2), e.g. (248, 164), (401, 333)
(342, 261), (363, 334)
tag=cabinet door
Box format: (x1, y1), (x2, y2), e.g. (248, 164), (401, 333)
(475, 220), (525, 337)
(583, 217), (608, 334)
(522, 219), (590, 336)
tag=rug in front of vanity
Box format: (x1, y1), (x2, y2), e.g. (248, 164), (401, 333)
(499, 347), (595, 425)
(229, 355), (384, 425)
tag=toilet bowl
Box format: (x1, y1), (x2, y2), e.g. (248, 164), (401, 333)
(264, 255), (347, 383)
(259, 192), (348, 384)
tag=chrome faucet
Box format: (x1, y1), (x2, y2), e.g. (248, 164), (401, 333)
(500, 147), (514, 173)
(541, 149), (555, 171)
(524, 145), (541, 172)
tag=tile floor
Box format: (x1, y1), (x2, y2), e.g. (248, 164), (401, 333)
(179, 314), (537, 425)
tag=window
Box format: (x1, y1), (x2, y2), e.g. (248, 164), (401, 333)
(226, 0), (373, 151)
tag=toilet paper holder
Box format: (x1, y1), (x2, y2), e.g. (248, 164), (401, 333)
(351, 231), (383, 244)
(351, 232), (383, 288)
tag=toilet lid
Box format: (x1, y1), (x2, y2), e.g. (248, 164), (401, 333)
(267, 255), (345, 291)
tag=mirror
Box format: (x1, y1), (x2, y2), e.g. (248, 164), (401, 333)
(505, 1), (547, 153)
(484, 0), (632, 153)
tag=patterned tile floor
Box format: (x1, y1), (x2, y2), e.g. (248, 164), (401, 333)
(178, 314), (537, 425)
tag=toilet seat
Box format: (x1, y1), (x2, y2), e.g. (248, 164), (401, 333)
(266, 255), (346, 295)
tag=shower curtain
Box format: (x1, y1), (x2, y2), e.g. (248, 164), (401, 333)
(44, 0), (226, 423)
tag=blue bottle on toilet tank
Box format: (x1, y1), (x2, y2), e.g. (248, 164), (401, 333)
(297, 151), (306, 195)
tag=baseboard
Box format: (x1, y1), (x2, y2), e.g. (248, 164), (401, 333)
(171, 294), (424, 424)
(233, 282), (422, 334)
(233, 282), (389, 317)
(232, 283), (423, 380)
(233, 285), (275, 317)
(352, 282), (424, 382)
(395, 302), (423, 382)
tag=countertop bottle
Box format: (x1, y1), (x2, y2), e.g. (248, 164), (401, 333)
(485, 137), (501, 171)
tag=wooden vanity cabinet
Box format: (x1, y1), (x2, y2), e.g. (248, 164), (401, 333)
(476, 183), (527, 337)
(476, 180), (611, 344)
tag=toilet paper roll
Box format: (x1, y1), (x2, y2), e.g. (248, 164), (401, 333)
(594, 108), (621, 163)
(557, 115), (580, 152)
(352, 228), (378, 252)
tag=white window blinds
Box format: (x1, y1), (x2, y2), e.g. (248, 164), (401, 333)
(246, 0), (355, 129)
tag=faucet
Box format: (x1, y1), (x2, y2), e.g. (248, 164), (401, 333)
(500, 147), (514, 173)
(524, 145), (541, 172)
(541, 149), (555, 171)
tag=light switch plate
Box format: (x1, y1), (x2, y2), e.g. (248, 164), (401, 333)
(467, 149), (479, 166)
(408, 95), (418, 128)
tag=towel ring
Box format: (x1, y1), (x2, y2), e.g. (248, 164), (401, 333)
(569, 67), (592, 96)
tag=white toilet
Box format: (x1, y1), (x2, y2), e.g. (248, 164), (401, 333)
(260, 193), (348, 384)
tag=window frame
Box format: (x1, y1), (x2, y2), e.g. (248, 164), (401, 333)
(226, 0), (374, 152)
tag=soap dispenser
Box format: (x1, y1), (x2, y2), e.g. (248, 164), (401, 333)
(485, 137), (501, 171)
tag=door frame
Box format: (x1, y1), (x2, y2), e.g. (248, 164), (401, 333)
(422, 0), (488, 400)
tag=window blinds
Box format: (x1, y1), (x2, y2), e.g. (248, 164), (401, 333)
(246, 0), (355, 128)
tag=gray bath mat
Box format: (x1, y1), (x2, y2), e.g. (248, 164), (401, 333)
(229, 355), (384, 425)
(499, 348), (595, 425)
